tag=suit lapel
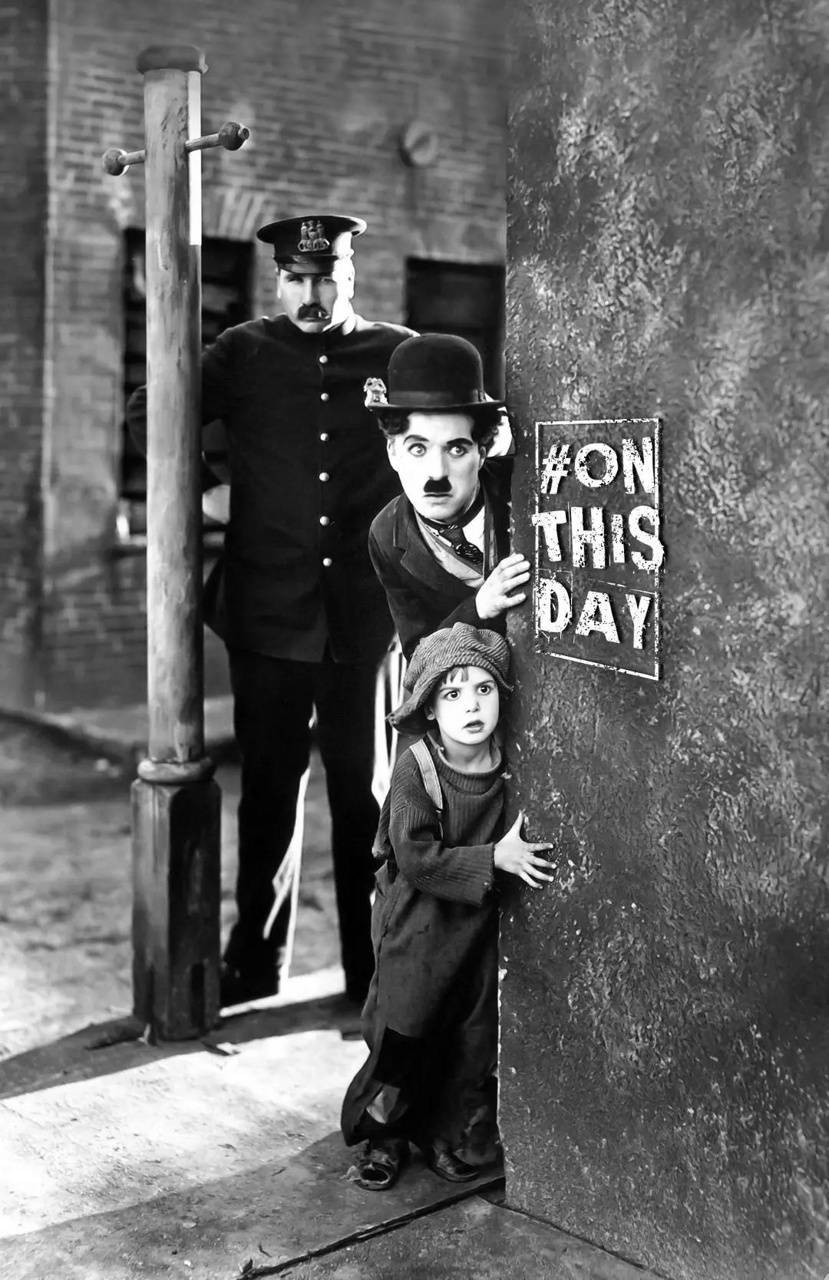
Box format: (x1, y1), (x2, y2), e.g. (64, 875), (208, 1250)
(395, 501), (472, 602)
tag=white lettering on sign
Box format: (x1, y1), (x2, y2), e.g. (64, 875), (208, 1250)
(622, 436), (655, 494)
(541, 436), (656, 497)
(570, 506), (607, 569)
(531, 511), (568, 562)
(574, 443), (619, 488)
(575, 590), (620, 643)
(539, 443), (572, 495)
(533, 418), (663, 680)
(533, 506), (664, 571)
(537, 577), (572, 634)
(536, 577), (657, 651)
(610, 512), (625, 565)
(628, 505), (664, 571)
(626, 593), (652, 650)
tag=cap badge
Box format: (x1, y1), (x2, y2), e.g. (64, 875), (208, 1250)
(364, 378), (389, 409)
(298, 219), (331, 253)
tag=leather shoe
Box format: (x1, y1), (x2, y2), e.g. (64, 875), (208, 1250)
(423, 1146), (481, 1183)
(219, 962), (278, 1008)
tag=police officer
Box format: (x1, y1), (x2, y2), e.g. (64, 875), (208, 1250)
(128, 213), (415, 1008)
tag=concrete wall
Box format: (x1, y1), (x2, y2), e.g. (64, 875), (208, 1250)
(1, 0), (506, 710)
(501, 2), (829, 1278)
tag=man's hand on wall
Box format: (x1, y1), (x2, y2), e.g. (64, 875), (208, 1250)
(202, 484), (230, 525)
(475, 553), (531, 619)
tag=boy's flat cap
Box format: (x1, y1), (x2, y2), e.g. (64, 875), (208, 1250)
(390, 622), (512, 735)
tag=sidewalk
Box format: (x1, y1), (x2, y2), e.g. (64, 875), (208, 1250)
(0, 704), (662, 1280)
(0, 973), (658, 1280)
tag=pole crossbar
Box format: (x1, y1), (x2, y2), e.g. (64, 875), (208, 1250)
(102, 120), (249, 176)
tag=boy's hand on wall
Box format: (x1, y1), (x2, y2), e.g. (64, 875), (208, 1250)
(475, 553), (531, 620)
(494, 812), (556, 888)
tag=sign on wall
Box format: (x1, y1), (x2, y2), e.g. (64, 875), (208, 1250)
(533, 417), (663, 680)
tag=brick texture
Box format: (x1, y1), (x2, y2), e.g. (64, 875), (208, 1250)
(0, 2), (49, 708)
(2, 0), (506, 710)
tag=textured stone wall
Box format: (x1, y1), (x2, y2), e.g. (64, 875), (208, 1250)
(1, 0), (506, 710)
(501, 2), (829, 1278)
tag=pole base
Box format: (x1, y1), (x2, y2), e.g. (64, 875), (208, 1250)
(131, 774), (221, 1039)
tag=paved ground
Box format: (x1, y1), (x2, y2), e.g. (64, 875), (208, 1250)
(0, 713), (339, 1061)
(0, 712), (660, 1280)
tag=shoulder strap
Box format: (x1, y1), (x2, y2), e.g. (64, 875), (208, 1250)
(409, 739), (443, 826)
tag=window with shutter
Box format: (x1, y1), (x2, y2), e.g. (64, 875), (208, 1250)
(405, 259), (505, 399)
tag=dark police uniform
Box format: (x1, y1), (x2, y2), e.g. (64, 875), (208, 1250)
(201, 313), (412, 662)
(127, 213), (414, 1004)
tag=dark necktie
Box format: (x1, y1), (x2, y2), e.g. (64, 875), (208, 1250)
(421, 491), (485, 569)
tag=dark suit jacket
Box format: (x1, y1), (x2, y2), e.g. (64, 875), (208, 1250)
(127, 313), (415, 663)
(367, 462), (512, 660)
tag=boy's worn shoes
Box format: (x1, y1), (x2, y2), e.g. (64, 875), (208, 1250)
(423, 1145), (482, 1183)
(219, 962), (278, 1009)
(347, 1137), (410, 1191)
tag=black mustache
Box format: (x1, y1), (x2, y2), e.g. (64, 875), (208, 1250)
(423, 479), (452, 494)
(298, 304), (330, 320)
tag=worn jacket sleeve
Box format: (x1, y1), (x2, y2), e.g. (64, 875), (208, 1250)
(368, 528), (497, 660)
(125, 328), (238, 456)
(388, 754), (495, 906)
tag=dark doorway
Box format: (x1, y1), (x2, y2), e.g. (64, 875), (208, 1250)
(405, 259), (505, 398)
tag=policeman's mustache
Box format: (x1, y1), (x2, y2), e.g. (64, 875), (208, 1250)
(423, 478), (452, 494)
(298, 303), (330, 320)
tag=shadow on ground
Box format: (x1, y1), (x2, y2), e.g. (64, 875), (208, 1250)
(0, 992), (365, 1101)
(0, 1126), (503, 1280)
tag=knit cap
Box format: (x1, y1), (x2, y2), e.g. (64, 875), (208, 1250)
(389, 622), (512, 736)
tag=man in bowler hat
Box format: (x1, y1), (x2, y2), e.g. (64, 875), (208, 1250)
(128, 214), (415, 1008)
(364, 334), (530, 660)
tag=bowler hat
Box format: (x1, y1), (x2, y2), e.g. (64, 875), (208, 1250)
(365, 334), (504, 415)
(256, 213), (366, 272)
(390, 623), (512, 736)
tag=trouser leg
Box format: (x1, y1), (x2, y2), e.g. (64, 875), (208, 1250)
(313, 657), (381, 1001)
(224, 649), (313, 979)
(417, 933), (499, 1158)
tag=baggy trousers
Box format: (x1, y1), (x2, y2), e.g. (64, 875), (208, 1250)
(224, 648), (380, 998)
(341, 924), (499, 1162)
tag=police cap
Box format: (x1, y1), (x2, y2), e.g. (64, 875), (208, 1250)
(256, 214), (367, 273)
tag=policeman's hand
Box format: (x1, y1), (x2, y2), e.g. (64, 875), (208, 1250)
(202, 483), (230, 525)
(475, 553), (530, 620)
(493, 812), (556, 888)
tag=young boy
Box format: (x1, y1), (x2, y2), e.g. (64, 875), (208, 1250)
(341, 623), (555, 1189)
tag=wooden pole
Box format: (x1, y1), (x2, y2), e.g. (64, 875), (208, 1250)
(140, 45), (205, 763)
(130, 44), (221, 1039)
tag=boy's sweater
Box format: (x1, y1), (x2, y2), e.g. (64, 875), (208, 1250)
(374, 737), (506, 1038)
(387, 741), (504, 905)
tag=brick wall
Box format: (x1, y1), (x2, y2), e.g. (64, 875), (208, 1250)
(8, 0), (506, 710)
(0, 2), (49, 709)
